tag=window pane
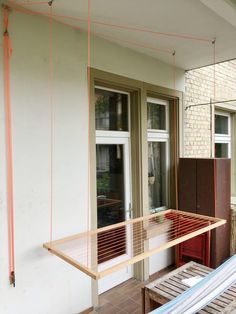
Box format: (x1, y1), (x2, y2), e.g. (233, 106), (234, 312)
(96, 144), (126, 263)
(215, 143), (229, 158)
(148, 142), (167, 211)
(215, 114), (229, 134)
(147, 102), (166, 130)
(96, 144), (125, 228)
(95, 88), (128, 131)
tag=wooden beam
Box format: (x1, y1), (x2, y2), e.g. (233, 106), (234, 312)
(43, 243), (99, 280)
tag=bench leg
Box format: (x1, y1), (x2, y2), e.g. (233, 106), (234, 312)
(142, 287), (155, 314)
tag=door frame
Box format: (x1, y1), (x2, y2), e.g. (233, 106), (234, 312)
(89, 68), (183, 306)
(95, 85), (133, 293)
(96, 137), (133, 293)
(147, 97), (170, 212)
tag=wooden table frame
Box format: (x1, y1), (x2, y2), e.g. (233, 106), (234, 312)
(43, 210), (225, 280)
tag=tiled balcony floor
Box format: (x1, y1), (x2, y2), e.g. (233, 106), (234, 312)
(91, 266), (174, 314)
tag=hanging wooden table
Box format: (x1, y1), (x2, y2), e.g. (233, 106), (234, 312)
(43, 210), (226, 280)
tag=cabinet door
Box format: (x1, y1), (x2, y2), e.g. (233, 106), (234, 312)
(197, 159), (215, 216)
(178, 158), (197, 213)
(215, 158), (231, 218)
(214, 158), (230, 267)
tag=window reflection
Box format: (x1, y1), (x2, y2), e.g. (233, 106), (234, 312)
(95, 88), (128, 131)
(147, 102), (166, 130)
(215, 115), (229, 135)
(96, 144), (126, 263)
(148, 142), (167, 211)
(215, 143), (229, 158)
(96, 144), (125, 228)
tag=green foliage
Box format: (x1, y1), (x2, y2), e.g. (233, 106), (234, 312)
(97, 172), (110, 194)
(96, 95), (109, 114)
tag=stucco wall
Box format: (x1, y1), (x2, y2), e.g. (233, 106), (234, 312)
(0, 7), (185, 314)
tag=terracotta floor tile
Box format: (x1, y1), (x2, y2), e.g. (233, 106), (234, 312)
(96, 302), (121, 314)
(109, 294), (128, 306)
(102, 308), (121, 314)
(132, 308), (143, 314)
(119, 282), (142, 295)
(113, 279), (134, 290)
(97, 296), (110, 308)
(116, 298), (140, 313)
(103, 291), (123, 302)
(96, 266), (174, 313)
(130, 291), (143, 305)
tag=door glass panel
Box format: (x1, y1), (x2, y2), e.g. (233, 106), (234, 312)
(215, 115), (229, 134)
(95, 88), (128, 131)
(96, 144), (126, 263)
(148, 142), (167, 211)
(147, 102), (166, 130)
(215, 143), (229, 158)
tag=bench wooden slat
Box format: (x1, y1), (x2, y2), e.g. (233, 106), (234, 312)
(193, 264), (212, 273)
(166, 277), (189, 290)
(222, 299), (236, 313)
(147, 262), (197, 288)
(157, 283), (180, 298)
(142, 261), (236, 314)
(207, 300), (228, 311)
(159, 281), (185, 294)
(202, 304), (222, 313)
(220, 291), (236, 301)
(183, 268), (206, 278)
(214, 295), (232, 306)
(198, 310), (214, 314)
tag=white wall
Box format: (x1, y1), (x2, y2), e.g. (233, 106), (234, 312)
(0, 6), (185, 314)
(149, 236), (174, 276)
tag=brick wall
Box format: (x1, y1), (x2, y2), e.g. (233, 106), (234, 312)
(184, 60), (236, 157)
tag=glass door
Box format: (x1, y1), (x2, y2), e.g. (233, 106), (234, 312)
(95, 86), (132, 293)
(96, 137), (132, 293)
(96, 143), (126, 263)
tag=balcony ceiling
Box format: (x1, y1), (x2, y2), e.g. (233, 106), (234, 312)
(12, 0), (236, 70)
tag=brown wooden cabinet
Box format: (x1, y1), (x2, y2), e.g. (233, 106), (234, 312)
(178, 158), (231, 268)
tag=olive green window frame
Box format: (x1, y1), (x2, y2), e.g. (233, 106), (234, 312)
(89, 68), (183, 303)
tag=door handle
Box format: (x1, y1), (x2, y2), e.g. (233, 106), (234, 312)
(126, 203), (133, 219)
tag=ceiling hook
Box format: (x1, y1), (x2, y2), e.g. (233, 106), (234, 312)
(48, 0), (54, 6)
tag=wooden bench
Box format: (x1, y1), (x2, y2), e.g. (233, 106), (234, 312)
(142, 261), (236, 314)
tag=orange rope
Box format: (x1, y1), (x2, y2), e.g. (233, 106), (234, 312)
(3, 6), (15, 287)
(14, 1), (49, 5)
(49, 3), (53, 246)
(6, 0), (217, 268)
(89, 20), (213, 43)
(173, 52), (179, 211)
(213, 40), (217, 211)
(92, 31), (173, 54)
(7, 3), (173, 57)
(6, 0), (214, 43)
(213, 40), (216, 103)
(86, 0), (91, 266)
